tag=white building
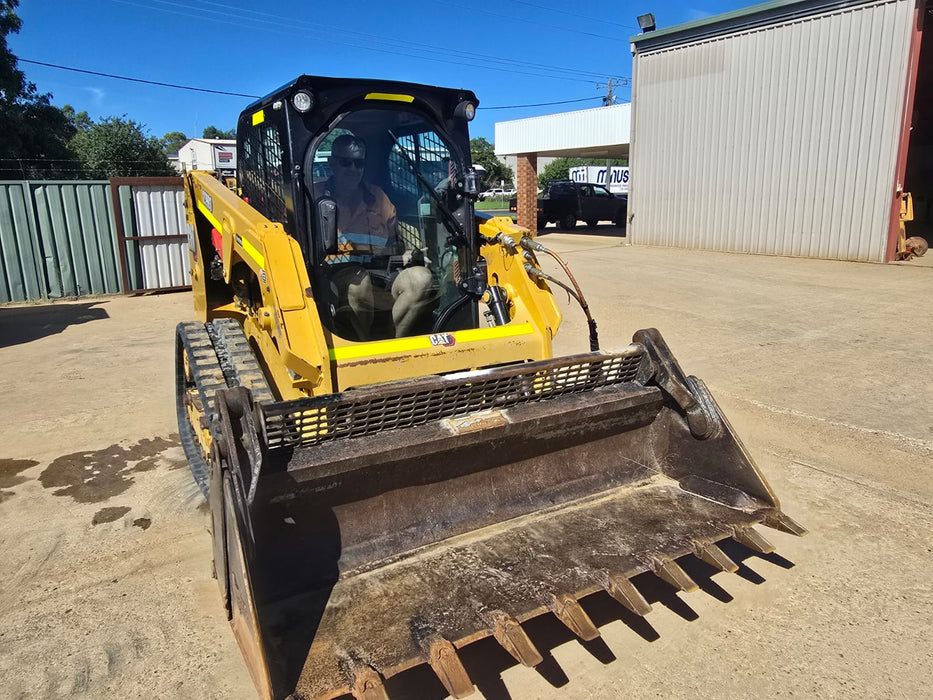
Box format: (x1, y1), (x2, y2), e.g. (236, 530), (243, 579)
(176, 139), (237, 176)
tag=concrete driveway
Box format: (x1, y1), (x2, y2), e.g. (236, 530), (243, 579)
(0, 237), (929, 698)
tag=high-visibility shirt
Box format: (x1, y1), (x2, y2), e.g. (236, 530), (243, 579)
(318, 179), (398, 263)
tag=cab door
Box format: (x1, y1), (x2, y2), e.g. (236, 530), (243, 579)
(590, 185), (617, 221)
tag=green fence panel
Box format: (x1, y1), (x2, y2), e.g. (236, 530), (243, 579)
(0, 180), (121, 302)
(0, 182), (45, 302)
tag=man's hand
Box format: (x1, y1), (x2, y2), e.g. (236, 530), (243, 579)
(401, 247), (430, 266)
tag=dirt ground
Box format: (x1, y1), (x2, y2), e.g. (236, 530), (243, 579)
(0, 236), (930, 699)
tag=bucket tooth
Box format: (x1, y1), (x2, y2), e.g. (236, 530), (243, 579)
(349, 665), (389, 700)
(605, 574), (652, 616)
(734, 526), (776, 554)
(764, 511), (809, 536)
(424, 636), (475, 699)
(550, 593), (600, 641)
(490, 611), (543, 667)
(654, 558), (699, 592)
(695, 542), (739, 573)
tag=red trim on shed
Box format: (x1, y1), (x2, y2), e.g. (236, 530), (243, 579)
(886, 0), (926, 262)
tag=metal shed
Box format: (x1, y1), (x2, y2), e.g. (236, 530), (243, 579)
(629, 0), (931, 262)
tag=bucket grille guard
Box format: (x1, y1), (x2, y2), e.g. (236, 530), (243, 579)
(261, 347), (648, 449)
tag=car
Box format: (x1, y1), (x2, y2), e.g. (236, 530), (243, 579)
(478, 187), (512, 201)
(509, 180), (627, 230)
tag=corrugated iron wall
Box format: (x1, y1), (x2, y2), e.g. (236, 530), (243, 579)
(0, 181), (121, 302)
(0, 179), (188, 303)
(630, 0), (914, 262)
(0, 182), (44, 302)
(133, 186), (189, 289)
(113, 182), (190, 292)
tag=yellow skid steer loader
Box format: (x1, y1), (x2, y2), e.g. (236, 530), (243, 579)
(175, 75), (805, 700)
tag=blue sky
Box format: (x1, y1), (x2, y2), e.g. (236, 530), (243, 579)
(11, 0), (754, 143)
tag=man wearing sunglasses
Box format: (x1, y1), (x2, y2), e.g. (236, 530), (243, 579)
(321, 134), (433, 340)
(326, 134), (395, 251)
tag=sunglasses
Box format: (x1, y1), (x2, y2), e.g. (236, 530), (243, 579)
(335, 157), (365, 169)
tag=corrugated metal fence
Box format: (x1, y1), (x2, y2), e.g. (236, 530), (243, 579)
(0, 177), (190, 303)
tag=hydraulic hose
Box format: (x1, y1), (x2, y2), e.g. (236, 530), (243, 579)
(520, 236), (599, 351)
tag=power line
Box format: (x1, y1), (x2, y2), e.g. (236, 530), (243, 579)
(0, 168), (178, 174)
(108, 0), (630, 85)
(148, 0), (631, 79)
(18, 59), (259, 98)
(0, 157), (184, 163)
(480, 96), (604, 110)
(22, 58), (623, 111)
(506, 0), (641, 30)
(597, 78), (624, 105)
(435, 0), (631, 43)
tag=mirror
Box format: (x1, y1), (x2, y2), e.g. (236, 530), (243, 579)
(317, 197), (338, 255)
(462, 167), (480, 198)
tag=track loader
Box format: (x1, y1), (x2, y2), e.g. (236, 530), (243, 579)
(176, 75), (805, 700)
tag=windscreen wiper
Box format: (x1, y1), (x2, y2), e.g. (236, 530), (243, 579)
(387, 130), (467, 244)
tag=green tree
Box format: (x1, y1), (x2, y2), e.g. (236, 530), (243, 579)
(0, 0), (76, 179)
(202, 125), (235, 139)
(161, 131), (188, 156)
(61, 105), (92, 131)
(470, 137), (513, 188)
(70, 116), (176, 178)
(538, 157), (585, 186)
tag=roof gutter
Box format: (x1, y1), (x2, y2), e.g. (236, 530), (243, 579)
(630, 0), (884, 52)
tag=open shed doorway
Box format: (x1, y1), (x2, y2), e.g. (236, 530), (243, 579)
(902, 3), (933, 251)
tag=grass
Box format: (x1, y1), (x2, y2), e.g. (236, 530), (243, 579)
(475, 198), (514, 211)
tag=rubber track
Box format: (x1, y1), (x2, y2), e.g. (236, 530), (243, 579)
(176, 319), (274, 497)
(210, 318), (276, 405)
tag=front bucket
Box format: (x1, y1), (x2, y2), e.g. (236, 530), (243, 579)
(208, 329), (805, 700)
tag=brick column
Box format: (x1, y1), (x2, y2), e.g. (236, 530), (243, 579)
(516, 153), (538, 233)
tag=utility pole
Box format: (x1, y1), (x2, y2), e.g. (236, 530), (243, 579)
(597, 79), (618, 193)
(597, 78), (619, 107)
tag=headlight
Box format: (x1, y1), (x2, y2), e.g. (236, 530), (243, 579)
(455, 100), (476, 121)
(292, 90), (314, 113)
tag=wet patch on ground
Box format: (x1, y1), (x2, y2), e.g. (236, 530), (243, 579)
(1, 458), (39, 488)
(0, 458), (39, 503)
(132, 517), (151, 530)
(92, 506), (131, 525)
(38, 437), (178, 503)
(132, 457), (159, 473)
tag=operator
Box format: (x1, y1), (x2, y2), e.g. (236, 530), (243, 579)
(318, 134), (433, 340)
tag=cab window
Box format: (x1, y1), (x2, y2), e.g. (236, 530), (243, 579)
(304, 108), (473, 342)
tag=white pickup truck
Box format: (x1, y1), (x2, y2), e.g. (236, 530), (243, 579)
(478, 187), (515, 201)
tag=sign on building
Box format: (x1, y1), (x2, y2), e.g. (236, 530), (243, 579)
(569, 165), (630, 194)
(213, 144), (236, 170)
